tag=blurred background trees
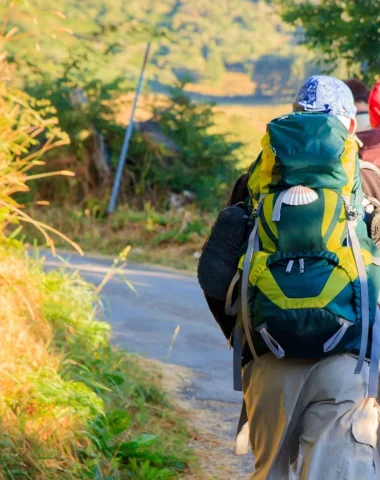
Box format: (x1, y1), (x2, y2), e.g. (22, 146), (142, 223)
(272, 0), (380, 83)
(3, 0), (379, 217)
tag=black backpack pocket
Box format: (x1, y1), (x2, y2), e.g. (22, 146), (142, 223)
(198, 204), (250, 300)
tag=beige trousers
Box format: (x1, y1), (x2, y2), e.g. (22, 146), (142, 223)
(243, 353), (379, 480)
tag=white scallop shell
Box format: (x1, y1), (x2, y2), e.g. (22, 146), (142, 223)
(282, 185), (318, 206)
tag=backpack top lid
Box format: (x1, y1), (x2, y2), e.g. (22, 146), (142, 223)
(248, 112), (360, 199)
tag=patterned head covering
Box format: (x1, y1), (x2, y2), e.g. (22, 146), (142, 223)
(294, 75), (357, 120)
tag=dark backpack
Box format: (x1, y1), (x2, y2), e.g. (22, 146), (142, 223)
(198, 203), (250, 302)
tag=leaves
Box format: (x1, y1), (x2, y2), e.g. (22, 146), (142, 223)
(127, 83), (243, 210)
(273, 0), (380, 82)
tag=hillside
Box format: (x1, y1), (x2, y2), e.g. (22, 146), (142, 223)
(6, 0), (319, 98)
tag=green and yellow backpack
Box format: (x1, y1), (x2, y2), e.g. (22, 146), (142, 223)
(235, 112), (380, 396)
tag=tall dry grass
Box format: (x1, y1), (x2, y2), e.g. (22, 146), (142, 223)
(0, 251), (101, 478)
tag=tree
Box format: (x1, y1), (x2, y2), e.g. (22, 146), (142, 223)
(272, 0), (380, 83)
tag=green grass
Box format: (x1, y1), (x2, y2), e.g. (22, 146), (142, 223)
(20, 205), (212, 271)
(0, 244), (195, 479)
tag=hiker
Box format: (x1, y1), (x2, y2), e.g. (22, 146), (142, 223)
(345, 79), (372, 133)
(199, 75), (380, 479)
(345, 79), (380, 167)
(345, 79), (380, 245)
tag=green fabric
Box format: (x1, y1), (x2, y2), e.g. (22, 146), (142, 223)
(323, 195), (345, 244)
(243, 112), (380, 360)
(274, 191), (326, 252)
(266, 113), (350, 191)
(251, 291), (362, 359)
(269, 256), (336, 299)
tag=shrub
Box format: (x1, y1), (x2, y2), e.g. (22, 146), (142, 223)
(126, 84), (244, 210)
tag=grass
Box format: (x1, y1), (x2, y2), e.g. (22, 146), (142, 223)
(21, 205), (212, 271)
(0, 242), (196, 479)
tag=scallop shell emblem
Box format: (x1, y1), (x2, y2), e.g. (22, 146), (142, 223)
(282, 185), (318, 206)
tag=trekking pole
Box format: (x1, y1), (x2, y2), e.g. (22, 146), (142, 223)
(107, 40), (152, 214)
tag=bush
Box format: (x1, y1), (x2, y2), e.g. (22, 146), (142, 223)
(24, 45), (128, 204)
(26, 78), (243, 212)
(126, 84), (244, 211)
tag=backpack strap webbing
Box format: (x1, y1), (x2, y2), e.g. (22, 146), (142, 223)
(343, 196), (370, 375)
(233, 321), (244, 392)
(225, 271), (240, 316)
(272, 190), (288, 222)
(225, 271), (244, 391)
(240, 194), (267, 366)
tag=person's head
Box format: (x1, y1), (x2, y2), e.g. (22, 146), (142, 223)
(293, 75), (357, 134)
(344, 79), (370, 112)
(369, 81), (380, 129)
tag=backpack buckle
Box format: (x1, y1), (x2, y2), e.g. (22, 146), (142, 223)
(252, 201), (264, 219)
(345, 205), (359, 221)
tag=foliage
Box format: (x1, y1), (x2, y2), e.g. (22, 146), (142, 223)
(272, 0), (380, 83)
(27, 78), (245, 211)
(25, 45), (128, 202)
(151, 0), (290, 85)
(21, 203), (215, 270)
(4, 0), (318, 95)
(0, 72), (89, 253)
(0, 84), (68, 191)
(22, 103), (292, 270)
(252, 53), (320, 97)
(127, 85), (243, 210)
(44, 261), (192, 478)
(28, 44), (126, 146)
(2, 0), (156, 85)
(0, 247), (192, 478)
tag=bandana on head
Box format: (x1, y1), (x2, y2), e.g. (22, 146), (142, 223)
(294, 75), (357, 120)
(369, 81), (380, 129)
